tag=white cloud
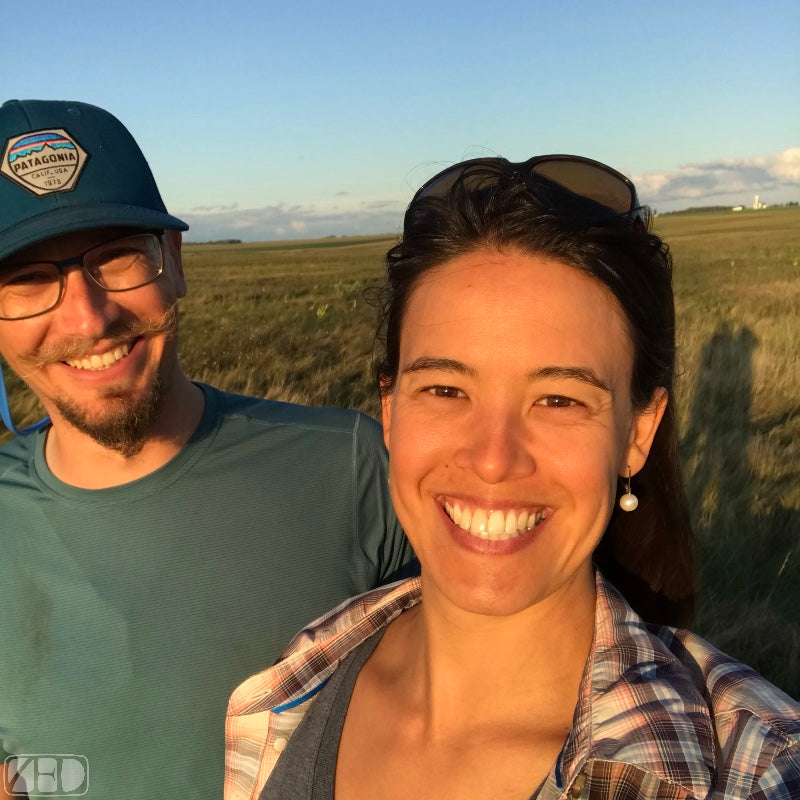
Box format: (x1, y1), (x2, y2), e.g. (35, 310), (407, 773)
(633, 148), (800, 210)
(176, 148), (800, 240)
(773, 147), (800, 182)
(180, 198), (407, 242)
(188, 202), (239, 214)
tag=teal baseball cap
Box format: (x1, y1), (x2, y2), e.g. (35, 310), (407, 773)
(0, 99), (188, 262)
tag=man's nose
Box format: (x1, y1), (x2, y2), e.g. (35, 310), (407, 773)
(452, 409), (536, 484)
(52, 267), (120, 338)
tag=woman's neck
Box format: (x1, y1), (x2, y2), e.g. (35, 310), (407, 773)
(335, 568), (599, 800)
(379, 568), (597, 737)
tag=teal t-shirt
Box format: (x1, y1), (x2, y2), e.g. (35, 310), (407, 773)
(0, 384), (414, 799)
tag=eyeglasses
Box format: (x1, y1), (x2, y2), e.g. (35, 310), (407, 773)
(0, 232), (165, 321)
(413, 154), (649, 225)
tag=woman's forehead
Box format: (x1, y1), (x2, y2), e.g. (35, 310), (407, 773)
(404, 248), (627, 331)
(400, 248), (634, 379)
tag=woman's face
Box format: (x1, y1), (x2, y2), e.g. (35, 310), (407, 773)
(381, 247), (665, 617)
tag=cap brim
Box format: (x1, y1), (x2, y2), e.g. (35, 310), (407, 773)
(0, 203), (189, 262)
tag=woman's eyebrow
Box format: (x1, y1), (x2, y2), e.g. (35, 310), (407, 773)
(401, 357), (476, 377)
(529, 365), (611, 392)
(401, 359), (609, 392)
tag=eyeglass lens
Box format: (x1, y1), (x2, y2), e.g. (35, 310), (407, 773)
(0, 233), (163, 320)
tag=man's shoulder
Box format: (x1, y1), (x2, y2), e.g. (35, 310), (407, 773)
(205, 384), (381, 437)
(0, 432), (36, 482)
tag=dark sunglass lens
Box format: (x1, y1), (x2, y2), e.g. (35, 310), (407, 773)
(418, 160), (505, 200)
(419, 167), (462, 199)
(531, 160), (633, 214)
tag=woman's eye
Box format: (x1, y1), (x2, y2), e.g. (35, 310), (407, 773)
(427, 385), (464, 399)
(535, 395), (579, 408)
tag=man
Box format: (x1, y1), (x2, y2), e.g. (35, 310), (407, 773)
(0, 99), (413, 799)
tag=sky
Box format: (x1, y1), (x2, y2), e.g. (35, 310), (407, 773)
(3, 0), (798, 241)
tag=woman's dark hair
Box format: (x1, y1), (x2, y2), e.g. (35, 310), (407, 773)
(375, 161), (696, 627)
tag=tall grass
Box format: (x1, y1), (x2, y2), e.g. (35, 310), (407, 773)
(2, 211), (798, 696)
(661, 209), (800, 694)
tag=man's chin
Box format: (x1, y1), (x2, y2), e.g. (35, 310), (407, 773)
(52, 378), (166, 458)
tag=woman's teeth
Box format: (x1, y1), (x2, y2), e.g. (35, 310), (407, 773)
(444, 501), (547, 540)
(65, 344), (130, 371)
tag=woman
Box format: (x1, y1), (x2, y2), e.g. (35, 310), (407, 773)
(226, 156), (800, 800)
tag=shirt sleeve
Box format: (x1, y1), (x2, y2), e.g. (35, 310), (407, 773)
(351, 412), (418, 587)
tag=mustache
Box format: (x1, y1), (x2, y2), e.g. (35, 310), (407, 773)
(21, 304), (179, 369)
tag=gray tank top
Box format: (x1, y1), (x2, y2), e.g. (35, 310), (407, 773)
(260, 628), (546, 799)
(260, 629), (384, 799)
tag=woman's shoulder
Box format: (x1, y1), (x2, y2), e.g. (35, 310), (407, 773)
(225, 579), (422, 800)
(654, 622), (799, 737)
(228, 578), (422, 718)
(596, 574), (798, 724)
(584, 575), (800, 798)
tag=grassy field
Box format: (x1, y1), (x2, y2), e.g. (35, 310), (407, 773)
(659, 208), (799, 696)
(2, 208), (798, 696)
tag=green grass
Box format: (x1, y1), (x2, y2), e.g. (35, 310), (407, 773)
(657, 208), (800, 695)
(178, 236), (397, 412)
(2, 209), (798, 696)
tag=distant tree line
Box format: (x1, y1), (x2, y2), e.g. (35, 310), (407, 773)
(660, 202), (798, 217)
(185, 239), (243, 245)
(660, 205), (741, 216)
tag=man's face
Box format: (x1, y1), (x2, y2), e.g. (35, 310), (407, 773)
(0, 226), (187, 455)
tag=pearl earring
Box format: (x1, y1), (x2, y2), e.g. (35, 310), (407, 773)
(619, 467), (639, 512)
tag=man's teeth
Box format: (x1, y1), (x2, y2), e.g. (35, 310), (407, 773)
(444, 502), (547, 540)
(65, 344), (130, 371)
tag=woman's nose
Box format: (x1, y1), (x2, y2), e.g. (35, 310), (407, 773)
(452, 410), (535, 484)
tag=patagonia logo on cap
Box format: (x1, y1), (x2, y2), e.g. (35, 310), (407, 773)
(1, 128), (89, 196)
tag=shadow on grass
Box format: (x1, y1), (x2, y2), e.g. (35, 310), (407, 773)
(680, 321), (799, 697)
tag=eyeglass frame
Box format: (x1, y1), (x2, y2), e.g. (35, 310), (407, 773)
(0, 230), (166, 321)
(412, 154), (650, 227)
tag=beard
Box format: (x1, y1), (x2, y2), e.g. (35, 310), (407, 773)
(52, 369), (168, 458)
(28, 305), (180, 458)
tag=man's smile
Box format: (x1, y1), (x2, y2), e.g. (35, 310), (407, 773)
(64, 343), (131, 371)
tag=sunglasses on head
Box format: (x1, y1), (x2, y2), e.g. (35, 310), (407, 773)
(413, 154), (649, 226)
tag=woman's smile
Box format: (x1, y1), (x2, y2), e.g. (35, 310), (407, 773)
(442, 498), (548, 540)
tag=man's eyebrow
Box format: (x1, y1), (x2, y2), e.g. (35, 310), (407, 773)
(401, 357), (476, 377)
(529, 366), (611, 393)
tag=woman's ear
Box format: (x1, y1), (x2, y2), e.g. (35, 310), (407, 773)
(624, 387), (668, 476)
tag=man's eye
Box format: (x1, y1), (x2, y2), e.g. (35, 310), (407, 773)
(427, 385), (464, 399)
(4, 268), (55, 287)
(534, 395), (579, 408)
(95, 251), (143, 271)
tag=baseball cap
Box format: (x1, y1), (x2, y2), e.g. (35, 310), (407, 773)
(0, 99), (188, 262)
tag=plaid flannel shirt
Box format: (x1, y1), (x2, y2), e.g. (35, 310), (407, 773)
(225, 574), (800, 800)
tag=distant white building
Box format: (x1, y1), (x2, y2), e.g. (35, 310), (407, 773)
(753, 194), (767, 210)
